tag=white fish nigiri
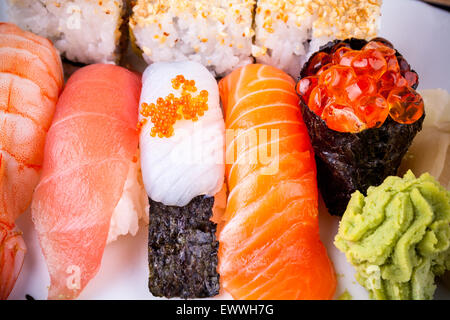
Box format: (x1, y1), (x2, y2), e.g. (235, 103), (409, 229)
(139, 61), (225, 206)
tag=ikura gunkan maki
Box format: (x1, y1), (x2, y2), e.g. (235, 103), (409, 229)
(138, 61), (225, 298)
(297, 38), (425, 216)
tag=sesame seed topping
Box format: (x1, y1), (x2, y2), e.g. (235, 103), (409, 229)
(255, 0), (381, 39)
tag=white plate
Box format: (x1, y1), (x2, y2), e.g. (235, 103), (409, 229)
(2, 0), (450, 300)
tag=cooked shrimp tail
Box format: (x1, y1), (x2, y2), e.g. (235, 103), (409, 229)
(0, 222), (26, 300)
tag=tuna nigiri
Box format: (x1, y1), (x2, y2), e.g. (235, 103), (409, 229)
(0, 23), (63, 299)
(138, 61), (225, 298)
(31, 64), (145, 300)
(218, 64), (336, 300)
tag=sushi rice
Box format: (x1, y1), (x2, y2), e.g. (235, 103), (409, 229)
(108, 152), (149, 244)
(5, 0), (126, 64)
(130, 0), (381, 78)
(130, 0), (256, 77)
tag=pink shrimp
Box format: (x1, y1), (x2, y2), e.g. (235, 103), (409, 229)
(0, 23), (63, 299)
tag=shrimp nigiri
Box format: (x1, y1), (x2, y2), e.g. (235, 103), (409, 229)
(0, 23), (63, 299)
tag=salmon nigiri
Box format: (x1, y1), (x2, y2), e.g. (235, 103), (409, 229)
(218, 64), (336, 300)
(0, 23), (63, 299)
(31, 64), (142, 300)
(138, 61), (225, 298)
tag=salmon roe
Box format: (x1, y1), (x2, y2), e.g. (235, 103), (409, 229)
(137, 75), (209, 138)
(297, 39), (423, 133)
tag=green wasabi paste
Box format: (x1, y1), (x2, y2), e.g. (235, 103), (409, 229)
(335, 170), (450, 300)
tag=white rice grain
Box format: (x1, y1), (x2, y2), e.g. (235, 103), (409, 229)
(6, 0), (124, 64)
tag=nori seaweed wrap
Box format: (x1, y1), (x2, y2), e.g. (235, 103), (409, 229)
(298, 38), (425, 216)
(148, 195), (220, 298)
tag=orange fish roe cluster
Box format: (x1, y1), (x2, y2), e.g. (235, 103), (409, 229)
(138, 75), (209, 138)
(296, 39), (423, 133)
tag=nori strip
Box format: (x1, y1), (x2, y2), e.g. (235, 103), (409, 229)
(148, 195), (219, 298)
(298, 38), (425, 216)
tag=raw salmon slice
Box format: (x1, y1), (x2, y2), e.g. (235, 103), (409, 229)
(218, 64), (336, 300)
(31, 64), (141, 300)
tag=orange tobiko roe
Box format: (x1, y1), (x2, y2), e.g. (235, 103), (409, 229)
(296, 40), (424, 133)
(137, 75), (209, 138)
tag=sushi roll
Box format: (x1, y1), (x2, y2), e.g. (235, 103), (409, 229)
(253, 0), (381, 77)
(138, 61), (225, 298)
(218, 64), (336, 300)
(6, 0), (129, 64)
(296, 38), (425, 216)
(129, 0), (256, 77)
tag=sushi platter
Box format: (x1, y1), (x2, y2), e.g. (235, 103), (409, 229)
(0, 0), (449, 301)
